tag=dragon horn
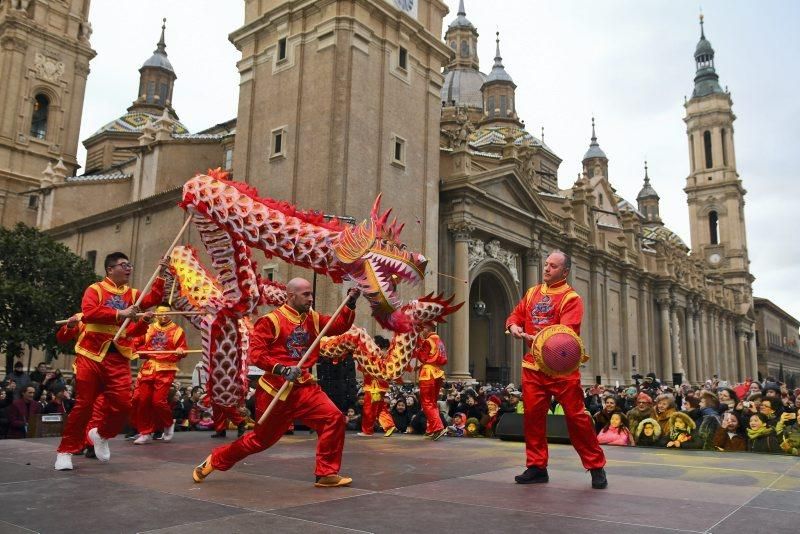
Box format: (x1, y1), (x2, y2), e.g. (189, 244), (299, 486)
(370, 193), (383, 220)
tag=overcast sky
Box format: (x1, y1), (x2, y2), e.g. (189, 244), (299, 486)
(79, 0), (800, 320)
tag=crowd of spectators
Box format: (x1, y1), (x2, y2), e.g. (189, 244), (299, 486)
(343, 372), (800, 456)
(2, 361), (798, 458)
(0, 361), (75, 438)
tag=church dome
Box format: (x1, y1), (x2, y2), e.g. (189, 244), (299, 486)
(441, 68), (487, 108)
(91, 111), (187, 137)
(142, 52), (174, 73)
(448, 0), (475, 30)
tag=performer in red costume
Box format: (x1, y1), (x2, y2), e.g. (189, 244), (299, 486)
(54, 252), (166, 471)
(131, 305), (187, 444)
(358, 371), (397, 437)
(209, 400), (247, 438)
(506, 250), (607, 489)
(193, 278), (359, 487)
(56, 313), (104, 458)
(413, 325), (448, 440)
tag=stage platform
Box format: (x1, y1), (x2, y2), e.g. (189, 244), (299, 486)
(0, 431), (797, 533)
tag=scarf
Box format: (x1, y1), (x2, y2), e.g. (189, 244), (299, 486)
(746, 426), (774, 440)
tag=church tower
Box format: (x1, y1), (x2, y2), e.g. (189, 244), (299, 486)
(684, 15), (753, 312)
(479, 32), (521, 128)
(582, 117), (608, 179)
(637, 161), (661, 225)
(229, 0), (451, 299)
(0, 0), (95, 227)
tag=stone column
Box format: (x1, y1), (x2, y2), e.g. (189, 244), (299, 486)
(748, 330), (759, 381)
(448, 222), (474, 381)
(737, 329), (748, 381)
(708, 310), (718, 378)
(619, 275), (630, 381)
(686, 302), (697, 383)
(657, 293), (673, 383)
(523, 248), (540, 290)
(717, 315), (728, 381)
(637, 280), (650, 375)
(693, 305), (703, 381)
(670, 304), (684, 382)
(699, 305), (708, 380)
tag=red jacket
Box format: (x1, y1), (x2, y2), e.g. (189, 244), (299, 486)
(56, 313), (84, 345)
(505, 280), (583, 372)
(251, 303), (354, 399)
(413, 333), (447, 381)
(134, 321), (187, 374)
(75, 277), (164, 362)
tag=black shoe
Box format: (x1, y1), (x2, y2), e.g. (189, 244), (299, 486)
(515, 466), (549, 484)
(590, 468), (608, 489)
(237, 422), (247, 438)
(210, 430), (226, 438)
(153, 431), (164, 440)
(84, 446), (96, 459)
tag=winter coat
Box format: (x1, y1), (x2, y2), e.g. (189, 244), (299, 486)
(597, 426), (632, 446)
(748, 431), (779, 453)
(626, 406), (655, 437)
(593, 409), (621, 434)
(7, 398), (41, 439)
(712, 427), (747, 452)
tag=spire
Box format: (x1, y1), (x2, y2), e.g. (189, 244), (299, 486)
(448, 0), (475, 30)
(583, 117), (607, 160)
(637, 160), (659, 200)
(140, 17), (174, 73)
(155, 18), (167, 56)
(485, 31), (514, 84)
(458, 0), (466, 16)
(692, 13), (723, 98)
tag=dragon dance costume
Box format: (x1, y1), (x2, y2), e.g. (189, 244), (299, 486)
(505, 280), (605, 471)
(209, 302), (354, 478)
(131, 316), (187, 438)
(413, 333), (447, 436)
(56, 277), (164, 454)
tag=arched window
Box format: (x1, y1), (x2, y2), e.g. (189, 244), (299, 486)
(708, 210), (719, 244)
(460, 40), (469, 58)
(703, 130), (713, 169)
(720, 128), (728, 166)
(30, 94), (50, 139)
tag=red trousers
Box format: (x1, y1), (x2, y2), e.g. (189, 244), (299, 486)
(522, 368), (606, 470)
(419, 378), (444, 434)
(58, 353), (133, 454)
(211, 383), (345, 477)
(131, 371), (175, 435)
(211, 401), (245, 432)
(361, 393), (394, 434)
(84, 394), (107, 447)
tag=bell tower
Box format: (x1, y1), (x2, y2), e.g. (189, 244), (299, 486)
(684, 15), (753, 312)
(0, 0), (95, 227)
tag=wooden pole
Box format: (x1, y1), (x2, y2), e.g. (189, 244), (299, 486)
(137, 349), (202, 355)
(112, 216), (193, 342)
(256, 293), (352, 426)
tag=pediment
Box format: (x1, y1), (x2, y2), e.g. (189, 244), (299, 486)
(468, 166), (551, 221)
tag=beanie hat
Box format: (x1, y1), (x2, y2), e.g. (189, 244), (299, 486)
(636, 392), (653, 404)
(487, 395), (502, 407)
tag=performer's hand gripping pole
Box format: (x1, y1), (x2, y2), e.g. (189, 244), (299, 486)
(112, 216), (193, 342)
(256, 291), (353, 426)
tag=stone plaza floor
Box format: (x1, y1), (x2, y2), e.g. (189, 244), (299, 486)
(0, 431), (798, 533)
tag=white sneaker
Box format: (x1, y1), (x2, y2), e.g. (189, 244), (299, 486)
(355, 432), (373, 437)
(88, 428), (111, 462)
(162, 422), (175, 442)
(54, 453), (73, 471)
(133, 433), (153, 445)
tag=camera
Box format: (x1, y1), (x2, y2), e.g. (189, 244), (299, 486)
(632, 373), (644, 380)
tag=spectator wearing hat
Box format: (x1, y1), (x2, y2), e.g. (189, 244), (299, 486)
(597, 413), (632, 446)
(626, 393), (655, 442)
(8, 361), (31, 392)
(481, 395), (503, 437)
(660, 412), (701, 449)
(713, 412), (746, 452)
(653, 393), (677, 436)
(43, 384), (74, 414)
(634, 418), (661, 447)
(681, 396), (703, 428)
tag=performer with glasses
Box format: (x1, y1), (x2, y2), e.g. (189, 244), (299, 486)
(55, 252), (168, 471)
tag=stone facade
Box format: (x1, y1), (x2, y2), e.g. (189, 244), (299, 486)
(5, 2), (788, 385)
(754, 298), (800, 386)
(0, 0), (94, 228)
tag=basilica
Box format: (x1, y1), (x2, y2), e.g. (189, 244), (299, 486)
(3, 0), (794, 385)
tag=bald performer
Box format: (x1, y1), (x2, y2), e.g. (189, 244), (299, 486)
(193, 278), (360, 488)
